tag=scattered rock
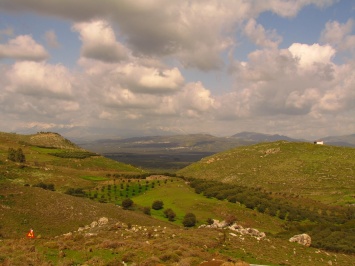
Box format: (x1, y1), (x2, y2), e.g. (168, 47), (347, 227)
(200, 219), (266, 239)
(289, 233), (311, 247)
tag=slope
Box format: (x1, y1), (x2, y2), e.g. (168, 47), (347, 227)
(178, 141), (355, 206)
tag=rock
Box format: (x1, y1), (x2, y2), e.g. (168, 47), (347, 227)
(63, 232), (72, 237)
(90, 221), (98, 228)
(289, 233), (312, 247)
(98, 217), (108, 226)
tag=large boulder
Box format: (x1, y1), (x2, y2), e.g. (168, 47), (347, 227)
(289, 233), (311, 247)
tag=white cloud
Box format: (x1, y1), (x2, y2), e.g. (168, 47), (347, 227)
(321, 19), (355, 54)
(226, 45), (353, 119)
(244, 18), (282, 49)
(0, 0), (354, 139)
(178, 82), (216, 116)
(119, 64), (185, 94)
(0, 35), (48, 61)
(0, 0), (337, 71)
(6, 61), (73, 99)
(288, 43), (336, 69)
(72, 20), (128, 63)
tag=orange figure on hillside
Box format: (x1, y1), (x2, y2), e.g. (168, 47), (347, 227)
(27, 229), (35, 239)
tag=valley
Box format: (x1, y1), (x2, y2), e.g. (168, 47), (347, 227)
(0, 131), (354, 265)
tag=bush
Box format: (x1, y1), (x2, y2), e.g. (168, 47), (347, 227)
(152, 200), (164, 210)
(183, 213), (197, 227)
(163, 208), (176, 221)
(33, 182), (55, 191)
(143, 206), (151, 215)
(206, 217), (214, 225)
(122, 198), (134, 209)
(65, 187), (85, 196)
(7, 148), (26, 163)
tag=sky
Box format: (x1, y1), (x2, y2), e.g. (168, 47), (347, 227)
(0, 0), (354, 140)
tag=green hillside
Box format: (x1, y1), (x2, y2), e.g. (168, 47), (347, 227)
(0, 133), (354, 265)
(178, 141), (355, 206)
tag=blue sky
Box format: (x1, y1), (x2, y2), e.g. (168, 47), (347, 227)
(0, 0), (354, 140)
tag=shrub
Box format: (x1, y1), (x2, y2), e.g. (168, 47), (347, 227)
(7, 148), (26, 163)
(164, 208), (176, 221)
(65, 187), (85, 197)
(206, 217), (214, 225)
(122, 198), (134, 209)
(33, 182), (55, 191)
(183, 213), (197, 227)
(143, 206), (151, 215)
(152, 200), (164, 210)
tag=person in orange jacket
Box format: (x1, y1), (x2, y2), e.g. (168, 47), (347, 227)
(27, 228), (35, 239)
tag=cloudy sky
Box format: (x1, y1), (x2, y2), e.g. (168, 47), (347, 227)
(0, 0), (354, 140)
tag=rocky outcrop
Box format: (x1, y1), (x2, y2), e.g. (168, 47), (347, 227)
(199, 219), (266, 239)
(289, 233), (311, 247)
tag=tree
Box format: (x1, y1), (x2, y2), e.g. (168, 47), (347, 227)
(152, 200), (164, 210)
(183, 213), (197, 227)
(122, 198), (134, 210)
(7, 148), (16, 161)
(15, 148), (26, 163)
(7, 148), (26, 163)
(164, 208), (176, 221)
(143, 206), (151, 215)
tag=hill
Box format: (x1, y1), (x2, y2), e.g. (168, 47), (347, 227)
(178, 141), (355, 206)
(231, 131), (302, 142)
(1, 132), (354, 265)
(0, 131), (81, 150)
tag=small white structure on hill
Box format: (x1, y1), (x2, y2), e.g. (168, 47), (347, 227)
(314, 140), (324, 145)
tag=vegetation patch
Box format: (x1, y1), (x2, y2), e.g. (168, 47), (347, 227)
(80, 175), (108, 181)
(50, 151), (99, 159)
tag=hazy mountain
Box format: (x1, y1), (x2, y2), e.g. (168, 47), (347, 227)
(78, 134), (247, 154)
(322, 133), (355, 147)
(231, 131), (303, 142)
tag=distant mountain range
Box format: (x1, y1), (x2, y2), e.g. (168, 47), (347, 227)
(77, 131), (355, 155)
(322, 133), (355, 147)
(231, 131), (304, 142)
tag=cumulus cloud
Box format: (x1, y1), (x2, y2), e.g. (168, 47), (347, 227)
(321, 19), (355, 54)
(118, 65), (185, 94)
(226, 44), (354, 119)
(0, 35), (48, 61)
(177, 82), (216, 117)
(244, 18), (282, 48)
(73, 20), (128, 63)
(288, 43), (336, 69)
(0, 0), (337, 71)
(5, 61), (73, 99)
(0, 0), (354, 139)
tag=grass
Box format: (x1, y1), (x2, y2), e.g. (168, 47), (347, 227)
(132, 179), (285, 233)
(178, 141), (355, 205)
